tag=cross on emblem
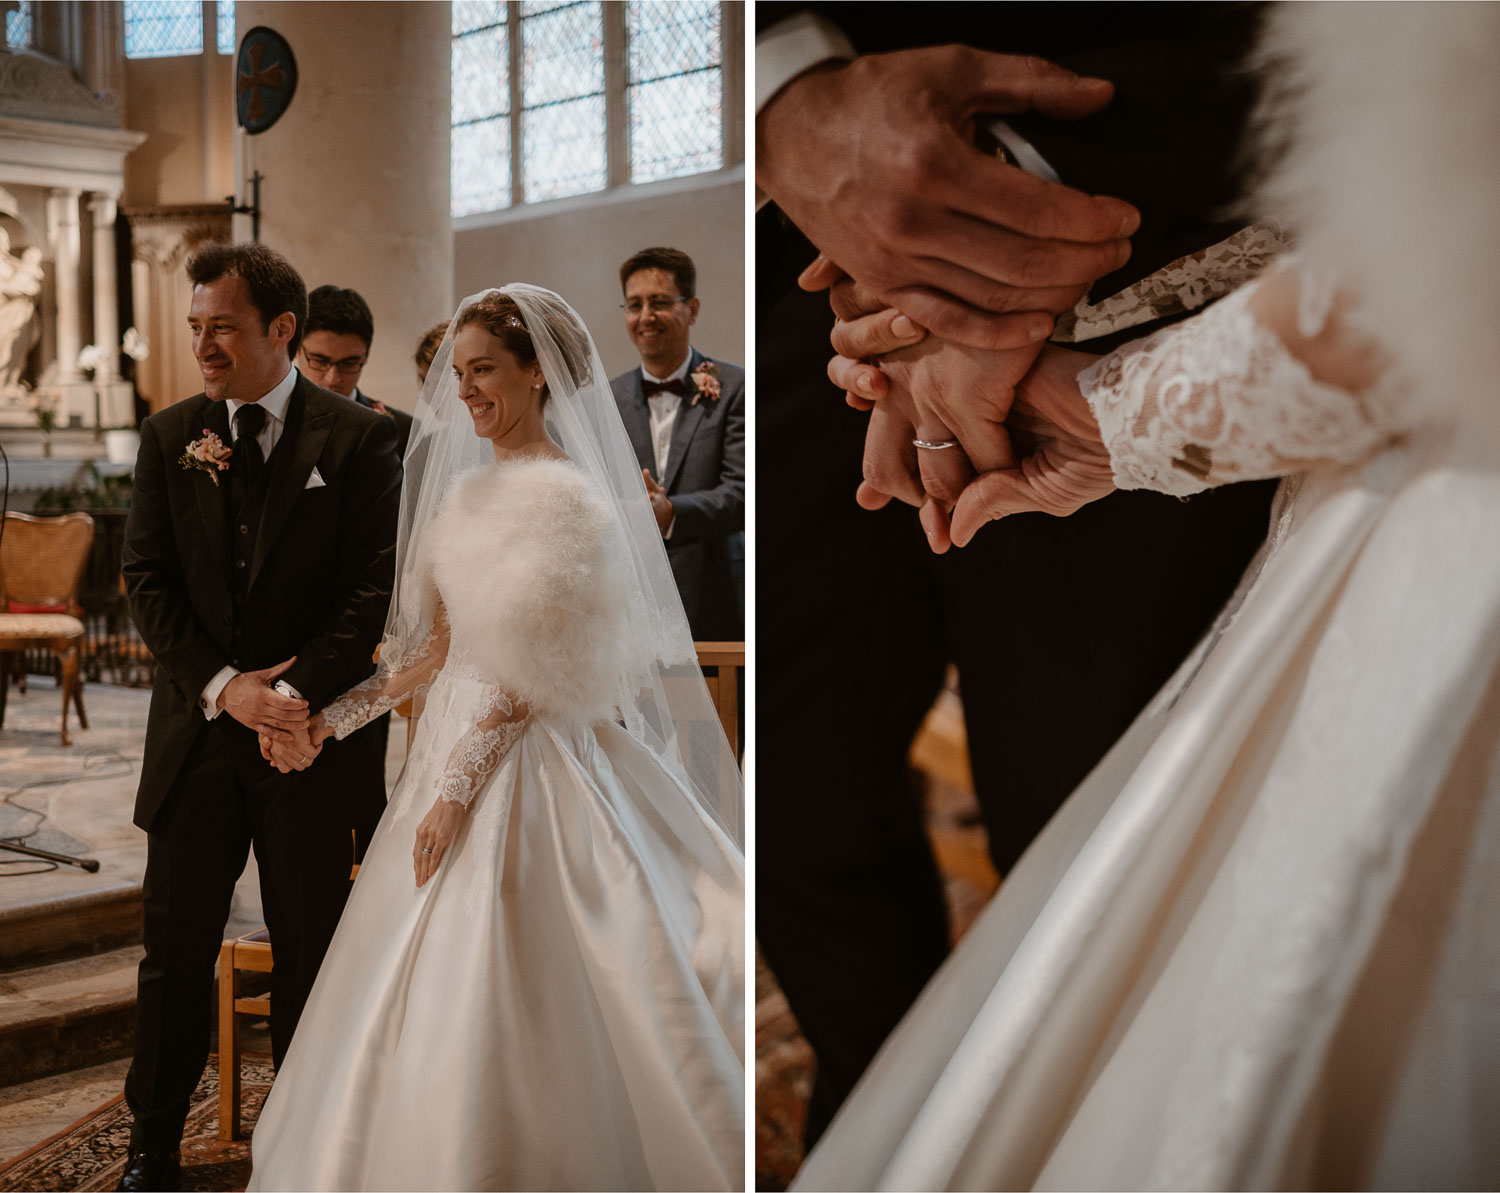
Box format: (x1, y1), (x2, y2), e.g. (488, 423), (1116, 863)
(237, 41), (285, 125)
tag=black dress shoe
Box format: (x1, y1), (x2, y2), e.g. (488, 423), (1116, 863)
(116, 1148), (181, 1191)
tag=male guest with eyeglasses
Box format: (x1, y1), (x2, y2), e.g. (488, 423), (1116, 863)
(299, 285), (414, 457)
(609, 247), (745, 643)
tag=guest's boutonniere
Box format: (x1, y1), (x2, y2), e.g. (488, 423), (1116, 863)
(179, 429), (233, 485)
(690, 361), (721, 408)
(371, 400), (393, 418)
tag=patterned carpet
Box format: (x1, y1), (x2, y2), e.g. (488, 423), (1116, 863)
(0, 1056), (270, 1193)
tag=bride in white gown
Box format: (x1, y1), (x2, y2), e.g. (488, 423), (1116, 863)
(795, 5), (1500, 1190)
(246, 286), (744, 1191)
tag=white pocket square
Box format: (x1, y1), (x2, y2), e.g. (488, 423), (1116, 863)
(304, 467), (326, 489)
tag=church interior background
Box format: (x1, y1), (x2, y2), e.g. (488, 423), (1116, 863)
(0, 3), (743, 1186)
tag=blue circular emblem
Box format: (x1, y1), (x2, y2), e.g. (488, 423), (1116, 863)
(235, 26), (298, 135)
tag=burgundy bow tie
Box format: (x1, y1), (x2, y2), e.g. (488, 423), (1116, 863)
(643, 378), (686, 398)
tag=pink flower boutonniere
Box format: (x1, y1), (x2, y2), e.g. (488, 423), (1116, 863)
(690, 361), (722, 408)
(179, 429), (233, 485)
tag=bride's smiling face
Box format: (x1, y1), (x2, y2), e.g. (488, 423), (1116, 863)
(452, 324), (544, 440)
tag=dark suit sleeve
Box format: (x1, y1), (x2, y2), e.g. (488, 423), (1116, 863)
(121, 418), (232, 705)
(670, 370), (745, 542)
(280, 413), (402, 710)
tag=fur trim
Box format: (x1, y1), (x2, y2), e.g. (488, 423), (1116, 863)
(1253, 3), (1500, 441)
(426, 457), (639, 725)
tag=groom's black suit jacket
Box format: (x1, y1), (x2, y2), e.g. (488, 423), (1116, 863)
(123, 372), (402, 833)
(757, 1), (1280, 1143)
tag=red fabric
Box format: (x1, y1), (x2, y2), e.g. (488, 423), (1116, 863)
(6, 602), (67, 614)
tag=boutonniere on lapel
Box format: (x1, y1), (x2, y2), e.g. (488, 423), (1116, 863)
(179, 428), (233, 485)
(370, 400), (393, 418)
(689, 361), (721, 408)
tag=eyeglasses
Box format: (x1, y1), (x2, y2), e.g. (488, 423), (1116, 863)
(303, 352), (366, 376)
(621, 297), (690, 316)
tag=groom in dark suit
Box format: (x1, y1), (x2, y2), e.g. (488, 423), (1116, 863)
(610, 247), (745, 641)
(117, 243), (401, 1191)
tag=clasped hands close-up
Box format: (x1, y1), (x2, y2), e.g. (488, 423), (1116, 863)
(759, 43), (1137, 553)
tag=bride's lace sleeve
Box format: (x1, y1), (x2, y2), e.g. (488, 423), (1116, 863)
(321, 613), (452, 741)
(1078, 266), (1407, 497)
(434, 685), (528, 807)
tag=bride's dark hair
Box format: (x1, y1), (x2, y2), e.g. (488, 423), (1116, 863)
(456, 291), (592, 407)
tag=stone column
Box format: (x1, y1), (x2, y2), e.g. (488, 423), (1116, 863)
(235, 2), (452, 409)
(47, 188), (82, 382)
(89, 192), (119, 380)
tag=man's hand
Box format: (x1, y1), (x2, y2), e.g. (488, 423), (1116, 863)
(950, 344), (1117, 546)
(258, 723), (322, 774)
(219, 656), (308, 740)
(758, 45), (1138, 349)
(642, 468), (673, 534)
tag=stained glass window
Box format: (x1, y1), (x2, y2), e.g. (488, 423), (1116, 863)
(626, 1), (722, 184)
(452, 1), (511, 217)
(520, 1), (605, 202)
(123, 0), (203, 59)
(5, 1), (32, 49)
(216, 0), (235, 54)
(451, 1), (731, 217)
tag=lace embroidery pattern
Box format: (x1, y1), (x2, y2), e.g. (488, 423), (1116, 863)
(1079, 282), (1394, 498)
(1054, 221), (1291, 344)
(435, 690), (522, 810)
(321, 626), (441, 741)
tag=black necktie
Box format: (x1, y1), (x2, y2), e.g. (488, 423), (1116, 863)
(642, 378), (685, 398)
(234, 404), (266, 486)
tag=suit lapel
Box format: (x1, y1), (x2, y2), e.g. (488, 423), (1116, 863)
(619, 369), (657, 482)
(663, 349), (707, 492)
(190, 397), (231, 574)
(251, 379), (334, 586)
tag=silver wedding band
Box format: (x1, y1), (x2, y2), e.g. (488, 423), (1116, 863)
(912, 438), (959, 450)
(422, 847), (433, 855)
(299, 755), (308, 764)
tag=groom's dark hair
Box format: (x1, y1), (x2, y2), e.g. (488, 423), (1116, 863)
(186, 242), (308, 360)
(618, 247), (696, 300)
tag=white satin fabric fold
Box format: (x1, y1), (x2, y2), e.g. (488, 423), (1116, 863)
(248, 670), (745, 1191)
(795, 434), (1500, 1190)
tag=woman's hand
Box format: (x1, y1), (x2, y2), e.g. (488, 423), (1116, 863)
(308, 712), (334, 748)
(413, 796), (467, 887)
(950, 344), (1116, 545)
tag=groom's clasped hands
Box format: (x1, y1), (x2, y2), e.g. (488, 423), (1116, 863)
(220, 654), (331, 774)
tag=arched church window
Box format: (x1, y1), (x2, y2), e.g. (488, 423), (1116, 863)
(123, 0), (203, 59)
(452, 0), (732, 218)
(4, 0), (32, 49)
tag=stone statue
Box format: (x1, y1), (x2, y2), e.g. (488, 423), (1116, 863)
(0, 228), (45, 392)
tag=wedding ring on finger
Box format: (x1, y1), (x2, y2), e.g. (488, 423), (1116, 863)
(912, 438), (960, 450)
(422, 847), (433, 855)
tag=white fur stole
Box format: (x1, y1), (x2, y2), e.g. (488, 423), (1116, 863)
(425, 457), (639, 725)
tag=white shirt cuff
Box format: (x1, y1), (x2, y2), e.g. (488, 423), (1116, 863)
(755, 12), (857, 211)
(201, 665), (238, 720)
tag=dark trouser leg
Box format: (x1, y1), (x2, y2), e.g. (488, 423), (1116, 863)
(125, 720), (251, 1151)
(756, 275), (953, 1145)
(246, 740), (356, 1069)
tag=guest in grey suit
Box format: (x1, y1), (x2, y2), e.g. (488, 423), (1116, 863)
(609, 247), (744, 641)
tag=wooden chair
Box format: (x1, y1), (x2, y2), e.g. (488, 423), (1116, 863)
(695, 641), (744, 757)
(0, 512), (94, 746)
(217, 834), (362, 1140)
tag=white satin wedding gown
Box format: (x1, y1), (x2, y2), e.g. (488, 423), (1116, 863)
(246, 457), (744, 1191)
(794, 9), (1500, 1187)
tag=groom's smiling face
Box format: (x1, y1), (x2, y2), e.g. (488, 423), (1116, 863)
(188, 276), (294, 403)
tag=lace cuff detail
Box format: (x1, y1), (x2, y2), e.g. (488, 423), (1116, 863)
(435, 686), (526, 808)
(321, 624), (446, 741)
(1078, 280), (1394, 497)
